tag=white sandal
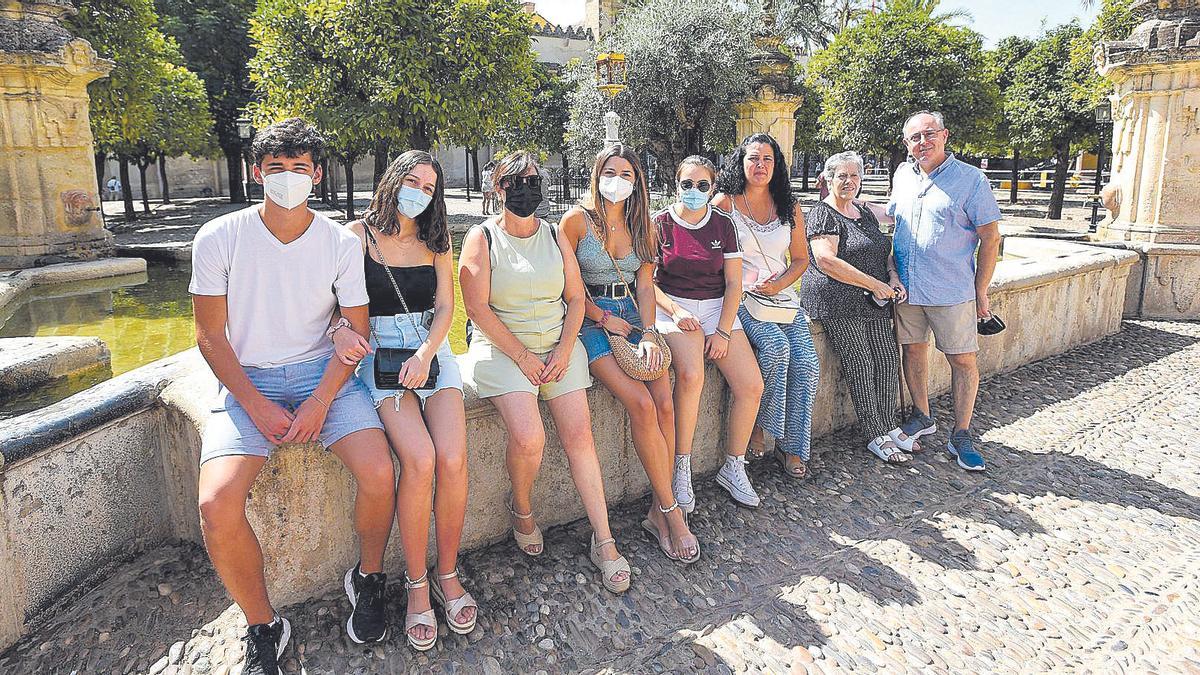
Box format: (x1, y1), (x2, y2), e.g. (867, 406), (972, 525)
(589, 533), (631, 594)
(509, 497), (544, 556)
(430, 567), (478, 635)
(888, 427), (919, 453)
(403, 572), (438, 652)
(867, 435), (910, 464)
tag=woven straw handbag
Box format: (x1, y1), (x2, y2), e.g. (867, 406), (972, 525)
(585, 216), (671, 381)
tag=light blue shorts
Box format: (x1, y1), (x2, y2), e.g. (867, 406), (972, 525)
(200, 355), (384, 464)
(358, 313), (463, 411)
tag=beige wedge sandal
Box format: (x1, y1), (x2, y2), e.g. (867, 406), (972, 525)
(589, 533), (631, 594)
(509, 498), (544, 556)
(430, 567), (478, 635)
(403, 572), (438, 652)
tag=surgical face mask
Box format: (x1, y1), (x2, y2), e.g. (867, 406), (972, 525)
(397, 184), (432, 219)
(680, 188), (710, 211)
(262, 170), (313, 210)
(503, 177), (543, 218)
(598, 176), (634, 203)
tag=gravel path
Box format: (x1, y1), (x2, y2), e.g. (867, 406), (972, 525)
(5, 320), (1199, 674)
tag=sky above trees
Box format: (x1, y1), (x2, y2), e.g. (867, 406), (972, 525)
(533, 0), (1101, 46)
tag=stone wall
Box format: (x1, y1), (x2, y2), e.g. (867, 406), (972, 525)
(1090, 241), (1200, 319)
(0, 239), (1139, 651)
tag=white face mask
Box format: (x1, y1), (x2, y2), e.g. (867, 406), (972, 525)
(598, 176), (635, 203)
(262, 170), (313, 210)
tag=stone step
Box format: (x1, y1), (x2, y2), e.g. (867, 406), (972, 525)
(0, 336), (111, 398)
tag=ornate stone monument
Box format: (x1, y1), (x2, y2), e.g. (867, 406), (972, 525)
(0, 0), (113, 269)
(734, 0), (802, 167)
(1095, 0), (1200, 245)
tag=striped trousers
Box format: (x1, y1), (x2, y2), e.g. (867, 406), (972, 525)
(822, 317), (901, 441)
(738, 306), (820, 459)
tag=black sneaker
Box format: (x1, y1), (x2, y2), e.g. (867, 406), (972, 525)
(344, 563), (389, 643)
(242, 616), (291, 675)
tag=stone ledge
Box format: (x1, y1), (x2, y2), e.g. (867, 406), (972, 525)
(0, 336), (110, 398)
(0, 258), (147, 313)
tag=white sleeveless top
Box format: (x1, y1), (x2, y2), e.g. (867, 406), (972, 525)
(729, 202), (798, 301)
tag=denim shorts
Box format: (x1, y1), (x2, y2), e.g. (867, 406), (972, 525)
(579, 295), (643, 363)
(358, 313), (463, 410)
(200, 355), (384, 465)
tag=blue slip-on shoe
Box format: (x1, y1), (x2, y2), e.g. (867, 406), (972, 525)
(947, 429), (985, 471)
(900, 410), (938, 440)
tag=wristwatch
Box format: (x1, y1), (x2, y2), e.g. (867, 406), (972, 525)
(326, 317), (352, 339)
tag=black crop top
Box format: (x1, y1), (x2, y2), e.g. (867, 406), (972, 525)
(364, 252), (436, 316)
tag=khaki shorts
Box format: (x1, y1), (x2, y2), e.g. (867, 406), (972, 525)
(461, 336), (592, 400)
(895, 300), (978, 354)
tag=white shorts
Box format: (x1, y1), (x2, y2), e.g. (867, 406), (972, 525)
(655, 294), (744, 336)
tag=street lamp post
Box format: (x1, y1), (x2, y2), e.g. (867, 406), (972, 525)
(1091, 102), (1113, 231)
(236, 116), (253, 204)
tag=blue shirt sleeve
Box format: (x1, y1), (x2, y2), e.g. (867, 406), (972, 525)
(964, 171), (1002, 229)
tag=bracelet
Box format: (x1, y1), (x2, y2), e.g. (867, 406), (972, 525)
(325, 317), (352, 339)
(715, 328), (732, 341)
(310, 392), (331, 409)
(599, 310), (612, 328)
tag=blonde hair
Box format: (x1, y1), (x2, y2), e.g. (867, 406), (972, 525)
(582, 144), (656, 262)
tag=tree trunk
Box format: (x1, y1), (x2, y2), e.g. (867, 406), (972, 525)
(410, 123), (432, 151)
(373, 139), (390, 187)
(561, 153), (570, 203)
(137, 160), (152, 213)
(319, 158), (330, 203)
(343, 159), (356, 221)
(887, 147), (906, 190)
(158, 155), (171, 204)
(470, 147), (481, 190)
(224, 147), (246, 203)
(118, 156), (136, 221)
(94, 151), (106, 203)
(801, 150), (811, 192)
(1009, 148), (1020, 205)
(1047, 141), (1071, 221)
(328, 158), (340, 207)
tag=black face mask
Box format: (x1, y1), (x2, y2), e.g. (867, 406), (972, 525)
(504, 181), (543, 218)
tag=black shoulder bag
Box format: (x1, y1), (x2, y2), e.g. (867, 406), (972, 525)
(364, 226), (440, 390)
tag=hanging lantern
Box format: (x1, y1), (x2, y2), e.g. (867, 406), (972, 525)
(595, 51), (628, 98)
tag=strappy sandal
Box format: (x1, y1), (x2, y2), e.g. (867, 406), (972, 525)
(888, 427), (920, 453)
(509, 497), (544, 556)
(430, 567), (478, 635)
(867, 435), (910, 464)
(589, 533), (632, 594)
(641, 501), (700, 564)
(775, 448), (808, 479)
(403, 572), (438, 652)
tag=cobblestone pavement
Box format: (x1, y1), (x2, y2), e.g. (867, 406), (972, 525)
(5, 320), (1200, 674)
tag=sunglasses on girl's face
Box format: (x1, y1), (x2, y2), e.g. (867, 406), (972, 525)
(678, 179), (711, 192)
(503, 175), (542, 189)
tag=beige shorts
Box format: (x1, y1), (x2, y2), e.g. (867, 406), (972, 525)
(895, 300), (978, 354)
(461, 337), (592, 400)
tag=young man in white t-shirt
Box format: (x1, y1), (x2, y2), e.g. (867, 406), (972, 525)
(189, 119), (394, 674)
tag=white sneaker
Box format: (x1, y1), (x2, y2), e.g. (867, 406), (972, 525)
(716, 455), (760, 508)
(672, 455), (695, 514)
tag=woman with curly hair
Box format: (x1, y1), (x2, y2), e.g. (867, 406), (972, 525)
(713, 133), (820, 480)
(330, 150), (474, 651)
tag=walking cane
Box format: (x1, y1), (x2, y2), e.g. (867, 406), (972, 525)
(891, 297), (907, 421)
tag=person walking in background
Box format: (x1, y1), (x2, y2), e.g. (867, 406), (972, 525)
(481, 161), (496, 215)
(329, 151), (474, 652)
(714, 133), (819, 480)
(802, 151), (918, 464)
(458, 151), (632, 594)
(869, 111), (1002, 472)
(654, 156), (765, 510)
(105, 175), (121, 201)
(562, 144), (699, 564)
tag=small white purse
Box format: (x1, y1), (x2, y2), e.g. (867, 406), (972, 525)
(741, 220), (800, 324)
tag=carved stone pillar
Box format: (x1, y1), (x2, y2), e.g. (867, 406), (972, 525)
(734, 1), (802, 168)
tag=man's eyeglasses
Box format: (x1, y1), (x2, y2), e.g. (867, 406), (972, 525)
(678, 179), (711, 192)
(503, 175), (542, 189)
(904, 129), (944, 145)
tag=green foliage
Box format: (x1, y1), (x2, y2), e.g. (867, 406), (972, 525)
(566, 0), (755, 173)
(806, 4), (997, 160)
(156, 0), (256, 153)
(249, 0), (535, 160)
(1004, 23), (1097, 156)
(68, 0), (171, 155)
(133, 62), (218, 162)
(493, 62), (572, 158)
